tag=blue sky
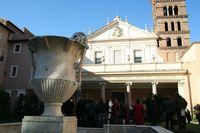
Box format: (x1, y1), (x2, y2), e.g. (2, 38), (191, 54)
(1, 0), (199, 42)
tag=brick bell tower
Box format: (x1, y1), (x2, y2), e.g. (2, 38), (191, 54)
(151, 0), (190, 63)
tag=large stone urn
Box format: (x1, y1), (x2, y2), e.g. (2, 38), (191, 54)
(21, 33), (88, 133)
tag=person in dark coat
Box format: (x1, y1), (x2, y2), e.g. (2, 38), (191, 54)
(145, 95), (158, 126)
(96, 99), (106, 127)
(76, 99), (85, 127)
(124, 103), (130, 124)
(163, 95), (175, 130)
(62, 100), (74, 116)
(86, 100), (97, 127)
(174, 92), (187, 129)
(185, 109), (192, 123)
(112, 98), (120, 124)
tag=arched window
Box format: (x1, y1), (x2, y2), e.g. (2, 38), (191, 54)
(157, 39), (160, 47)
(168, 6), (173, 16)
(177, 22), (181, 31)
(165, 22), (168, 31)
(174, 6), (178, 15)
(171, 22), (175, 31)
(177, 37), (182, 46)
(163, 6), (168, 16)
(166, 38), (171, 47)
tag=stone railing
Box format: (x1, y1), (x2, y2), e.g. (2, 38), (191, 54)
(82, 63), (183, 73)
(0, 123), (21, 133)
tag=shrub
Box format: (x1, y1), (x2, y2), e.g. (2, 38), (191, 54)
(14, 94), (44, 121)
(0, 89), (11, 115)
(194, 104), (200, 115)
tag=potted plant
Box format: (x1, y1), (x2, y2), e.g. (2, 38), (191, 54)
(194, 104), (200, 124)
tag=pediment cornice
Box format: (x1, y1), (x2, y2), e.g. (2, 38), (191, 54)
(88, 18), (158, 41)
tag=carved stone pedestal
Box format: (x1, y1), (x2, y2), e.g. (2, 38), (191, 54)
(21, 116), (77, 133)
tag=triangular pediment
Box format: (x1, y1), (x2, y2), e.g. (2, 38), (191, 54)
(88, 18), (157, 41)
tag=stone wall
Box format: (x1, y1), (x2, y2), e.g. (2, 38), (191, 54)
(0, 123), (21, 133)
(0, 123), (104, 133)
(0, 123), (173, 133)
(104, 125), (173, 133)
(78, 127), (104, 133)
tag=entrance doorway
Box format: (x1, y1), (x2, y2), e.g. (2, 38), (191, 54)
(157, 83), (178, 97)
(111, 92), (125, 103)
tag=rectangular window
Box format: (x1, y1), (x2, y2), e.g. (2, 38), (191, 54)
(10, 65), (18, 77)
(0, 33), (2, 39)
(17, 90), (26, 97)
(114, 50), (122, 64)
(95, 51), (102, 64)
(0, 49), (7, 62)
(14, 44), (21, 53)
(134, 50), (142, 63)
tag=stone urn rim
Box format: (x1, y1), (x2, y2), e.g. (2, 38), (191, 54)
(28, 35), (89, 52)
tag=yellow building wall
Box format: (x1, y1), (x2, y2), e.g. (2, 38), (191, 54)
(182, 43), (200, 108)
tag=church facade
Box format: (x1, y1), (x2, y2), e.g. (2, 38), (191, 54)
(81, 16), (187, 106)
(80, 0), (197, 111)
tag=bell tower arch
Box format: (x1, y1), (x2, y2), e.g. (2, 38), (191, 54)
(151, 0), (190, 62)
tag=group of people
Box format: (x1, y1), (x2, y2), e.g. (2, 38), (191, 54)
(106, 98), (145, 125)
(162, 93), (189, 130)
(70, 92), (190, 131)
(75, 98), (144, 127)
(76, 98), (104, 127)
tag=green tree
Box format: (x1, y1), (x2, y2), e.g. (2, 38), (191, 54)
(14, 93), (44, 121)
(0, 89), (11, 115)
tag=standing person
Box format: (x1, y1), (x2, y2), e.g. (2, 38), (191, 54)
(96, 99), (106, 127)
(119, 102), (125, 124)
(185, 109), (192, 123)
(146, 95), (158, 126)
(129, 104), (134, 124)
(76, 98), (85, 127)
(134, 99), (144, 125)
(62, 99), (74, 116)
(86, 100), (97, 127)
(112, 98), (120, 124)
(174, 93), (187, 129)
(163, 95), (175, 130)
(105, 99), (113, 124)
(124, 103), (130, 124)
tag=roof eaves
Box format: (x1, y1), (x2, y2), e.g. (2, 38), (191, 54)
(6, 20), (24, 34)
(0, 23), (15, 33)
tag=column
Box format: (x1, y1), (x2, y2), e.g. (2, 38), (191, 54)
(151, 81), (158, 95)
(100, 82), (106, 102)
(178, 80), (185, 97)
(125, 82), (132, 105)
(167, 6), (169, 16)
